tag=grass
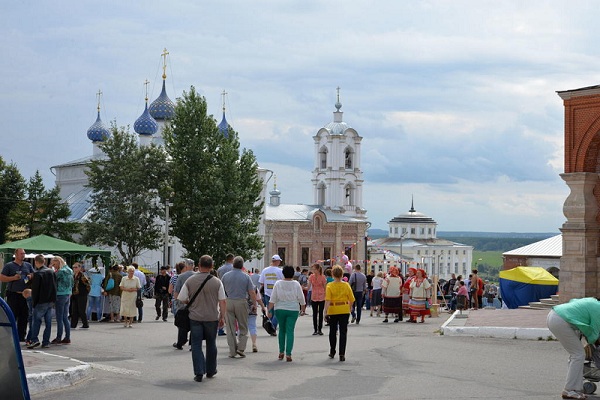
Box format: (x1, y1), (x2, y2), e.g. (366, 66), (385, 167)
(473, 250), (503, 268)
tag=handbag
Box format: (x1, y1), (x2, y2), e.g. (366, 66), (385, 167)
(261, 310), (276, 336)
(174, 275), (213, 331)
(105, 277), (115, 291)
(136, 296), (143, 308)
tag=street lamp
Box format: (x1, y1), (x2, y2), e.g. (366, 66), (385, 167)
(399, 231), (408, 276)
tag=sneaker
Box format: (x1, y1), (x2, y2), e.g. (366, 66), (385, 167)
(236, 350), (246, 358)
(155, 316), (160, 321)
(27, 341), (40, 349)
(173, 343), (183, 350)
(81, 325), (89, 329)
(252, 345), (258, 353)
(163, 318), (167, 322)
(51, 338), (61, 345)
(351, 316), (356, 323)
(194, 375), (203, 382)
(61, 338), (71, 344)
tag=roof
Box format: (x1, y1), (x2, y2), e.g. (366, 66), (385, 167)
(63, 186), (93, 221)
(503, 234), (562, 257)
(0, 235), (110, 260)
(265, 203), (365, 223)
(373, 237), (471, 248)
(51, 155), (97, 169)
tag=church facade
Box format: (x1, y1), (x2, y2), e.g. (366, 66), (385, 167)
(261, 91), (369, 269)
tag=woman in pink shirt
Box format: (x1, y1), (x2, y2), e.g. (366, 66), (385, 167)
(308, 263), (327, 335)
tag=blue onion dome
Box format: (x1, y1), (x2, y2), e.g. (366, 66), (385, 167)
(218, 111), (230, 138)
(87, 111), (110, 142)
(149, 80), (175, 120)
(134, 102), (158, 136)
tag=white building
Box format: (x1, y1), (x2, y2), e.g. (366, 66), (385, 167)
(369, 202), (473, 278)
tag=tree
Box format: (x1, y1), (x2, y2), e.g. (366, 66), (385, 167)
(163, 86), (264, 264)
(8, 170), (79, 240)
(83, 125), (169, 264)
(0, 157), (25, 243)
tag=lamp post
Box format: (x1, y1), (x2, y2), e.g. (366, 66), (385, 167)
(399, 231), (407, 276)
(163, 194), (173, 268)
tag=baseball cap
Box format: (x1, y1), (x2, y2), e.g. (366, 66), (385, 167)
(272, 255), (282, 261)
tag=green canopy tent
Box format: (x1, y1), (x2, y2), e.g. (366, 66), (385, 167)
(0, 235), (111, 296)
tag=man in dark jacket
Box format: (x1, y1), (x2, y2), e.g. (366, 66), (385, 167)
(154, 266), (170, 321)
(28, 254), (57, 349)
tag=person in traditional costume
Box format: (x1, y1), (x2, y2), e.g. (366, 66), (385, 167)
(408, 269), (431, 323)
(381, 266), (403, 323)
(402, 267), (416, 317)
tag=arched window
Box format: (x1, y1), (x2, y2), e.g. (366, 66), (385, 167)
(344, 184), (354, 206)
(344, 148), (353, 169)
(320, 147), (328, 169)
(317, 182), (326, 205)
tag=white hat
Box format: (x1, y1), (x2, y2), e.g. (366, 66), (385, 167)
(272, 254), (282, 261)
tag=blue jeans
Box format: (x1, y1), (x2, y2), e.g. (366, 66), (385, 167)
(31, 302), (54, 345)
(26, 296), (33, 342)
(264, 294), (278, 330)
(87, 295), (103, 321)
(190, 320), (218, 377)
(56, 295), (71, 340)
(351, 291), (363, 322)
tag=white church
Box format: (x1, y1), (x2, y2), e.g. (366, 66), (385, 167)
(51, 50), (369, 271)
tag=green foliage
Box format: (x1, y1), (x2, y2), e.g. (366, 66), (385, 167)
(163, 86), (264, 265)
(0, 157), (26, 243)
(472, 250), (503, 282)
(9, 170), (79, 240)
(83, 125), (169, 264)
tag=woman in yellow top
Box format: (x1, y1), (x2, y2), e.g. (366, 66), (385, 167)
(324, 265), (355, 362)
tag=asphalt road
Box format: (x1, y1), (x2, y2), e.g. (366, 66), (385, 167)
(31, 304), (584, 400)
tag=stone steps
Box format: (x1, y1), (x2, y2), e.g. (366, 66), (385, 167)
(518, 294), (559, 310)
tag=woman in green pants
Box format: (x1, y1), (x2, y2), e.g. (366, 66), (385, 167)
(268, 266), (306, 362)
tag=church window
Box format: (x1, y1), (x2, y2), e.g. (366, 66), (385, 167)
(323, 247), (331, 265)
(390, 227), (393, 234)
(410, 228), (415, 234)
(428, 228), (432, 234)
(420, 228), (425, 235)
(402, 227), (407, 234)
(394, 227), (398, 234)
(302, 247), (309, 266)
(277, 248), (286, 265)
(314, 216), (322, 232)
(320, 147), (328, 169)
(344, 148), (353, 169)
(317, 183), (326, 205)
(344, 184), (354, 206)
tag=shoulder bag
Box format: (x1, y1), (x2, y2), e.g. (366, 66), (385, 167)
(174, 275), (213, 331)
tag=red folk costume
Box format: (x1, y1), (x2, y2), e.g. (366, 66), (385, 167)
(408, 269), (431, 322)
(402, 268), (416, 316)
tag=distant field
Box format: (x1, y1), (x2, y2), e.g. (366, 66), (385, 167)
(473, 250), (503, 268)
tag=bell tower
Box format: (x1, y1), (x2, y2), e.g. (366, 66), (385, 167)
(311, 88), (366, 219)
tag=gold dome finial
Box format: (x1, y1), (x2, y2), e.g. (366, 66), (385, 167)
(143, 79), (150, 103)
(96, 89), (103, 112)
(161, 48), (169, 80)
(221, 89), (227, 113)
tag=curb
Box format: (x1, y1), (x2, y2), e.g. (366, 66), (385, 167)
(26, 352), (91, 395)
(440, 312), (555, 340)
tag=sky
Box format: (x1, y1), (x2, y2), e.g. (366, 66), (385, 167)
(2, 1), (598, 233)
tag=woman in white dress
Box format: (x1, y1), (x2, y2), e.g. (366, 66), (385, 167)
(120, 266), (141, 328)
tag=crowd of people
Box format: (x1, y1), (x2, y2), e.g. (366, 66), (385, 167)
(442, 269), (502, 312)
(0, 248), (154, 349)
(1, 247), (454, 383)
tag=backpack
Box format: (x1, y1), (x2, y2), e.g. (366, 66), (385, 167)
(105, 276), (115, 291)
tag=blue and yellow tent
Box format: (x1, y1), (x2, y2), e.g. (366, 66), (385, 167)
(498, 267), (558, 309)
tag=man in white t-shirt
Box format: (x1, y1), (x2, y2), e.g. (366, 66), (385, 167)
(259, 255), (284, 332)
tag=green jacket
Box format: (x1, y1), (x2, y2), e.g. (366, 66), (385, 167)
(554, 297), (600, 343)
(56, 265), (74, 296)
